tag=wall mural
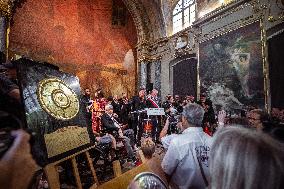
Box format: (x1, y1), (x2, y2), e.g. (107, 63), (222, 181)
(9, 0), (137, 98)
(199, 21), (264, 114)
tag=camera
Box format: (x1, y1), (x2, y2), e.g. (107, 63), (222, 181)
(167, 108), (181, 134)
(0, 111), (22, 158)
(0, 111), (35, 158)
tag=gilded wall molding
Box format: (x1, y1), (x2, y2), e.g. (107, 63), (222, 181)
(137, 54), (162, 63)
(0, 0), (12, 17)
(267, 0), (284, 22)
(198, 15), (260, 43)
(260, 16), (270, 112)
(172, 28), (197, 57)
(268, 11), (284, 22)
(0, 0), (26, 18)
(195, 0), (269, 43)
(148, 37), (168, 50)
(194, 0), (268, 29)
(194, 0), (247, 26)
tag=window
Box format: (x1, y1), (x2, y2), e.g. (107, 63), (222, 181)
(172, 0), (196, 34)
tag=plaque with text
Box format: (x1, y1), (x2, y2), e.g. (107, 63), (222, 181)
(16, 58), (94, 166)
(146, 108), (165, 116)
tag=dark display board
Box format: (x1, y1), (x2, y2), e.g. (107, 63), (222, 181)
(199, 21), (264, 113)
(16, 58), (94, 166)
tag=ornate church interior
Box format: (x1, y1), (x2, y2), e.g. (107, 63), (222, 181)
(0, 0), (284, 189)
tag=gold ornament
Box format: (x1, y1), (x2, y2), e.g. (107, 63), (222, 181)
(37, 78), (79, 120)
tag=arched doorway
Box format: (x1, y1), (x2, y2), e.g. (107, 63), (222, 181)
(170, 55), (197, 98)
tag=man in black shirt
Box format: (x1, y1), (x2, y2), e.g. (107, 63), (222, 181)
(130, 89), (147, 146)
(81, 88), (93, 127)
(146, 89), (161, 143)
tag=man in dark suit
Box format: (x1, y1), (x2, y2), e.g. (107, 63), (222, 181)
(101, 104), (120, 133)
(146, 89), (161, 143)
(130, 88), (147, 146)
(81, 88), (93, 128)
(101, 104), (135, 161)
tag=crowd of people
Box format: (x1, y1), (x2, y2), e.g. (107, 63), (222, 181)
(80, 87), (284, 188)
(1, 58), (284, 188)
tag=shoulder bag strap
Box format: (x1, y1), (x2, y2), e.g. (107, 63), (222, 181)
(197, 156), (209, 187)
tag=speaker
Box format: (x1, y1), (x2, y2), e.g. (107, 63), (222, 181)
(146, 83), (153, 94)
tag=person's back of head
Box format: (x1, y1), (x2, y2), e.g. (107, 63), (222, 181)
(141, 138), (155, 159)
(209, 126), (284, 189)
(182, 103), (205, 127)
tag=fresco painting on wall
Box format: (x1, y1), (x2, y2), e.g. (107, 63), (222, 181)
(76, 60), (135, 98)
(199, 21), (264, 114)
(9, 0), (137, 98)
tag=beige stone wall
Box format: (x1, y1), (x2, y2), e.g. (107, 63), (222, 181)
(138, 0), (284, 100)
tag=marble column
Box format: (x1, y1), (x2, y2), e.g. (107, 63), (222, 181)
(153, 59), (161, 94)
(0, 17), (7, 53)
(139, 61), (148, 89)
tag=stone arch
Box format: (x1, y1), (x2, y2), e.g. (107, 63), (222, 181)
(123, 0), (167, 44)
(122, 0), (152, 43)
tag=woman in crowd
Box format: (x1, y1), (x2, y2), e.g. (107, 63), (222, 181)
(209, 126), (284, 189)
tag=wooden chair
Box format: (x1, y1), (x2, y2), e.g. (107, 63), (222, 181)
(44, 147), (147, 189)
(44, 145), (100, 189)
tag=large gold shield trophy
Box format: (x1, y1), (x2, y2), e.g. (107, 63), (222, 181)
(16, 58), (94, 166)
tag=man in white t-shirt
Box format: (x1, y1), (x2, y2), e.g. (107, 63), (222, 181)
(161, 103), (213, 189)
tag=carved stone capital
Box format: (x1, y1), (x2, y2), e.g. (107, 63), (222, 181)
(137, 54), (151, 63)
(137, 54), (162, 63)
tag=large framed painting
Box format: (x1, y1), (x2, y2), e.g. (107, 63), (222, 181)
(199, 21), (265, 114)
(16, 58), (95, 166)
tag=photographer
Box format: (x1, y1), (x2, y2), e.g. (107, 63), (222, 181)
(159, 111), (182, 150)
(1, 58), (38, 188)
(0, 129), (38, 189)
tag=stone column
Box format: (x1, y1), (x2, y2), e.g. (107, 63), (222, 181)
(139, 61), (148, 89)
(153, 59), (161, 93)
(0, 0), (15, 61)
(0, 17), (7, 54)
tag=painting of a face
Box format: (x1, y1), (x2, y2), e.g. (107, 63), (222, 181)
(199, 21), (264, 113)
